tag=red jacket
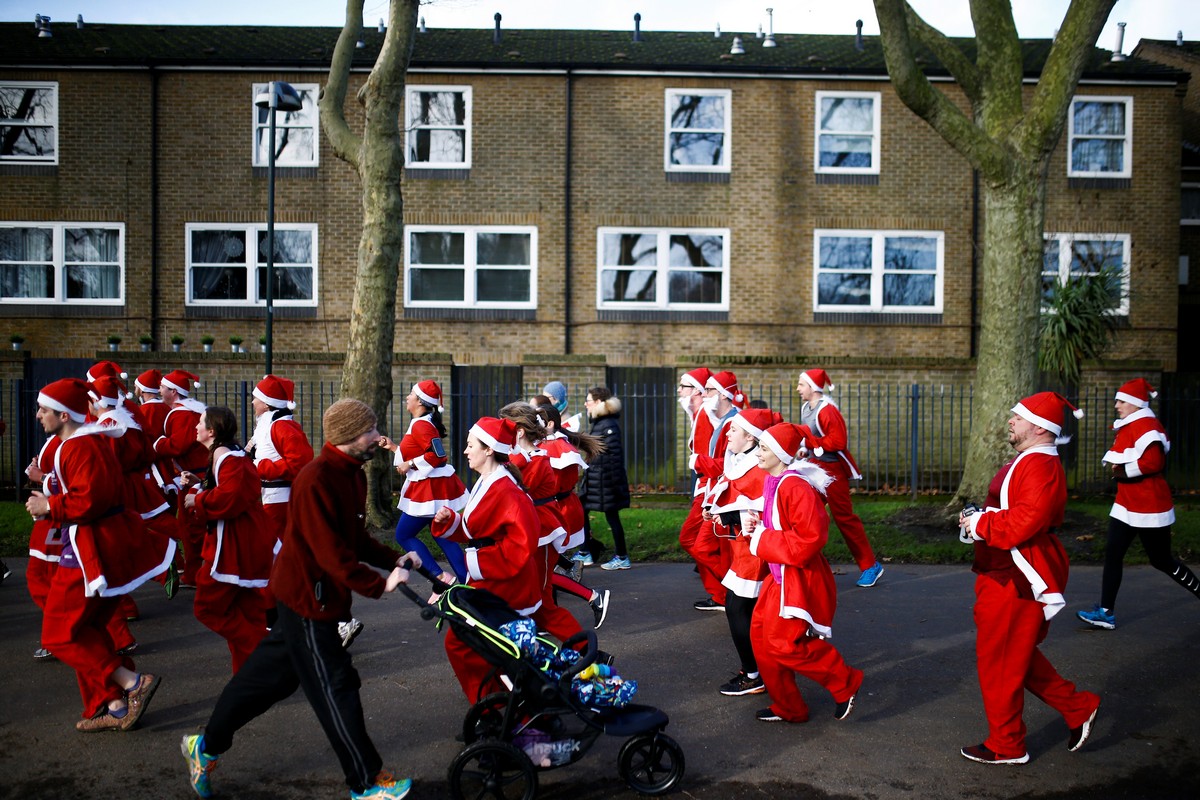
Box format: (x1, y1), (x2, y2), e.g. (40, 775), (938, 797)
(393, 415), (467, 517)
(191, 449), (278, 587)
(270, 443), (401, 621)
(1103, 408), (1174, 528)
(154, 399), (209, 476)
(799, 397), (862, 479)
(251, 412), (314, 505)
(28, 435), (63, 562)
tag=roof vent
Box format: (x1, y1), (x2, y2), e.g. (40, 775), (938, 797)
(756, 24), (763, 39)
(633, 12), (643, 43)
(419, 16), (426, 34)
(1110, 22), (1126, 61)
(356, 29), (365, 48)
(494, 12), (502, 44)
(730, 36), (744, 55)
(715, 23), (721, 38)
(378, 18), (385, 34)
(763, 8), (776, 48)
(36, 14), (52, 37)
(856, 19), (864, 51)
(1178, 30), (1184, 46)
(77, 14), (84, 30)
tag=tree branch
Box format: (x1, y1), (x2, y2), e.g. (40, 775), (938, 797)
(872, 0), (1010, 178)
(969, 0), (1025, 137)
(903, 3), (982, 107)
(1019, 0), (1117, 161)
(319, 0), (365, 171)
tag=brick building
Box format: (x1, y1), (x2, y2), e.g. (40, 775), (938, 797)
(0, 17), (1188, 374)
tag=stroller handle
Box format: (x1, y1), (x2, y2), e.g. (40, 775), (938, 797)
(392, 557), (453, 610)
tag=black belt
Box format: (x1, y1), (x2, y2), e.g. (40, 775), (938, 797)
(554, 490), (574, 502)
(467, 537), (497, 549)
(532, 495), (556, 507)
(261, 480), (291, 489)
(96, 505), (125, 520)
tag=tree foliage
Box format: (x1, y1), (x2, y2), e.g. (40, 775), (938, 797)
(1038, 266), (1124, 385)
(871, 0), (1117, 502)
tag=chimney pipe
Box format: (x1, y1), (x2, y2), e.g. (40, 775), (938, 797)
(493, 13), (501, 44)
(1111, 22), (1126, 61)
(419, 16), (426, 34)
(855, 19), (864, 51)
(38, 15), (52, 37)
(764, 8), (776, 48)
(1178, 30), (1184, 47)
(715, 23), (721, 38)
(730, 36), (744, 55)
(77, 14), (84, 29)
(378, 18), (385, 34)
(633, 13), (642, 43)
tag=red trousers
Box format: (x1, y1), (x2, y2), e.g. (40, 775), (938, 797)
(178, 491), (206, 585)
(535, 546), (586, 642)
(750, 579), (862, 723)
(194, 567), (269, 674)
(813, 458), (876, 571)
(973, 575), (1100, 757)
(41, 567), (133, 717)
(679, 497), (727, 604)
(26, 557), (55, 610)
(446, 627), (505, 703)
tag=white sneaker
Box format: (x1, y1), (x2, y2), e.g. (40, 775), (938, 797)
(338, 618), (364, 649)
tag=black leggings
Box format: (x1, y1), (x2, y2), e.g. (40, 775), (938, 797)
(583, 509), (627, 558)
(1101, 518), (1179, 610)
(725, 593), (758, 675)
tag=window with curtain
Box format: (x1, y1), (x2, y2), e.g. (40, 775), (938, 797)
(665, 89), (731, 172)
(1042, 233), (1130, 315)
(1068, 96), (1132, 178)
(405, 86), (471, 168)
(186, 224), (318, 306)
(0, 223), (122, 304)
(0, 81), (57, 164)
(597, 228), (729, 310)
(252, 83), (319, 167)
(404, 225), (536, 308)
(813, 229), (942, 313)
(815, 91), (881, 174)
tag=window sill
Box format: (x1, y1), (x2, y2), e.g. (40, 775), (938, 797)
(597, 309), (728, 323)
(0, 164), (58, 176)
(251, 167), (319, 179)
(812, 311), (942, 325)
(405, 168), (470, 181)
(815, 173), (880, 186)
(403, 307), (535, 321)
(0, 303), (119, 316)
(185, 306), (317, 319)
(665, 172), (730, 184)
(1068, 177), (1131, 190)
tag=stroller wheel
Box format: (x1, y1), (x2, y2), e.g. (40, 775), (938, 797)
(448, 740), (537, 800)
(463, 692), (514, 744)
(618, 732), (685, 796)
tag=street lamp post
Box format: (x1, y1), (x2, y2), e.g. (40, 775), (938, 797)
(254, 81), (303, 375)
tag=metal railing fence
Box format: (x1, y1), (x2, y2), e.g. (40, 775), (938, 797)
(4, 379), (1199, 499)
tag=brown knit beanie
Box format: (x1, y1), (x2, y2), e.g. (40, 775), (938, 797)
(323, 398), (377, 445)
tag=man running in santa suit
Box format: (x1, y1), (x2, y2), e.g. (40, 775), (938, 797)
(674, 368), (715, 601)
(26, 378), (173, 732)
(795, 369), (884, 588)
(154, 370), (209, 587)
(135, 369), (179, 506)
(958, 391), (1101, 764)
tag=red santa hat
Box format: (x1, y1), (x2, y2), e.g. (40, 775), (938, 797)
(87, 375), (127, 409)
(87, 360), (127, 382)
(799, 369), (833, 393)
(1115, 378), (1157, 408)
(161, 369), (200, 397)
(760, 422), (804, 465)
(412, 380), (444, 413)
(38, 378), (91, 423)
(1011, 391), (1084, 437)
(731, 407), (778, 441)
(135, 369), (162, 394)
(469, 416), (517, 456)
(679, 367), (712, 393)
(254, 374), (296, 410)
(706, 371), (746, 408)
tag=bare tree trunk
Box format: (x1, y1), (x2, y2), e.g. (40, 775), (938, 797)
(321, 0), (420, 527)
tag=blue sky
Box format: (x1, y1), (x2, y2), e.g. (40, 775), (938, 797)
(4, 1), (1197, 54)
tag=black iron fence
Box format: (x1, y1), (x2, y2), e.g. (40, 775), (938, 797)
(4, 378), (1199, 500)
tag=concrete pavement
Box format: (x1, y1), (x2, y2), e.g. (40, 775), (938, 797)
(1, 558), (1197, 799)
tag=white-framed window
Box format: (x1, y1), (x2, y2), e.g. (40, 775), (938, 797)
(813, 229), (943, 313)
(664, 89), (731, 172)
(1042, 232), (1130, 315)
(405, 86), (471, 168)
(597, 228), (729, 310)
(1183, 184), (1200, 225)
(186, 223), (318, 307)
(252, 83), (319, 167)
(0, 223), (123, 305)
(404, 225), (536, 308)
(1068, 96), (1132, 178)
(0, 81), (58, 164)
(814, 91), (881, 174)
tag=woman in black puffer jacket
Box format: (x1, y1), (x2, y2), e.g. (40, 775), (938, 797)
(577, 386), (632, 570)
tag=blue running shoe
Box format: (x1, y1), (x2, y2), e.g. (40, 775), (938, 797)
(351, 770), (412, 799)
(856, 562), (884, 588)
(181, 734), (219, 798)
(571, 551), (593, 566)
(1076, 605), (1115, 629)
(600, 555), (631, 571)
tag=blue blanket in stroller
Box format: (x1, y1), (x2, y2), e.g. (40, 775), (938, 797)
(498, 619), (637, 708)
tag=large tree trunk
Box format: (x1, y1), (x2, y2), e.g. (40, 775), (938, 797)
(322, 0), (419, 528)
(955, 169), (1046, 502)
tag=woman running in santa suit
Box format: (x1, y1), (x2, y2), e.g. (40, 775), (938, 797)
(181, 407), (277, 673)
(432, 417), (542, 702)
(501, 402), (611, 630)
(379, 380), (468, 586)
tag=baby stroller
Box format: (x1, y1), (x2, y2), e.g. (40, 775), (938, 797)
(400, 567), (685, 799)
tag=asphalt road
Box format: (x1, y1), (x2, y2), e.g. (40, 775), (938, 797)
(1, 557), (1198, 800)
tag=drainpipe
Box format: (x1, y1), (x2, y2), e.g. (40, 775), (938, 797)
(563, 70), (574, 354)
(150, 65), (160, 349)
